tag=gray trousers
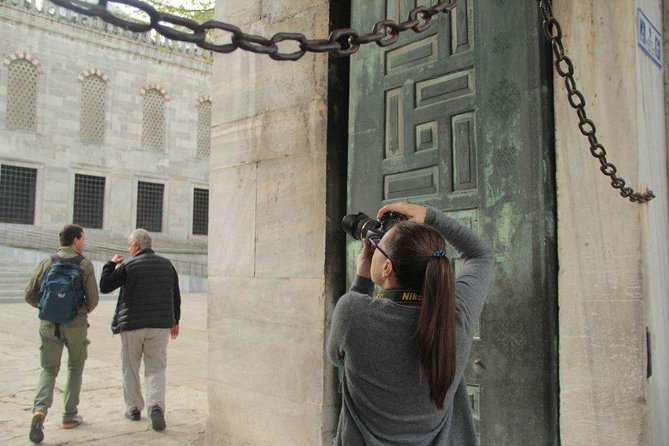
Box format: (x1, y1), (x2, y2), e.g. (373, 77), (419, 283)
(33, 322), (89, 421)
(120, 328), (170, 414)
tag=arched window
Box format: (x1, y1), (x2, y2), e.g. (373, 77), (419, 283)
(197, 98), (211, 158)
(4, 55), (40, 131)
(79, 71), (108, 143)
(141, 86), (168, 152)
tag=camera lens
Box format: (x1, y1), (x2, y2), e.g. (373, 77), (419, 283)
(341, 212), (380, 240)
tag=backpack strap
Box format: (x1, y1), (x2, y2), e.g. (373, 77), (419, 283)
(51, 253), (84, 265)
(42, 253), (61, 279)
(47, 254), (65, 339)
(69, 254), (84, 265)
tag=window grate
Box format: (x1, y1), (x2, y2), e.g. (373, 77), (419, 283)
(192, 188), (209, 235)
(80, 75), (107, 143)
(136, 181), (164, 232)
(142, 89), (166, 152)
(0, 165), (37, 224)
(73, 174), (105, 229)
(6, 59), (38, 131)
(197, 100), (211, 158)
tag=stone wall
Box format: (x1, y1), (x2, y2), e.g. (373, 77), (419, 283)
(201, 0), (669, 443)
(555, 1), (669, 444)
(646, 0), (669, 443)
(206, 0), (336, 444)
(0, 0), (211, 246)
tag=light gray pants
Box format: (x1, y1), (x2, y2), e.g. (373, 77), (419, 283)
(120, 328), (170, 414)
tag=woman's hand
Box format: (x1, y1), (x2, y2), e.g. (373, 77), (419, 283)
(356, 238), (373, 279)
(377, 202), (427, 224)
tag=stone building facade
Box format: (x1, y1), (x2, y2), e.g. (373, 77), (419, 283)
(208, 0), (669, 445)
(0, 0), (211, 285)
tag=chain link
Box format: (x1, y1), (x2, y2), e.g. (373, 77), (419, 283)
(48, 0), (459, 60)
(538, 0), (654, 203)
(47, 0), (654, 203)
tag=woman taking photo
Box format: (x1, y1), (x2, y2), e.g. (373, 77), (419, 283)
(327, 202), (495, 445)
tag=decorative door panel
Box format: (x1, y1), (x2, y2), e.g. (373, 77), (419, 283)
(380, 0), (477, 210)
(348, 1), (558, 444)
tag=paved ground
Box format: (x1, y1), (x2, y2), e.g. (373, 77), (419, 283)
(0, 293), (208, 445)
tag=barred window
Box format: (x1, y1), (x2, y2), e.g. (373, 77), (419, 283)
(6, 59), (38, 131)
(80, 75), (107, 143)
(197, 100), (211, 157)
(136, 181), (164, 232)
(0, 165), (37, 224)
(192, 188), (209, 235)
(142, 89), (165, 152)
(73, 174), (105, 229)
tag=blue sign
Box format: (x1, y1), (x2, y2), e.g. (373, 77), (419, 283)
(638, 9), (662, 68)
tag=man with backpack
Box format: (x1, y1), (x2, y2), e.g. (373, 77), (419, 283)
(24, 224), (99, 444)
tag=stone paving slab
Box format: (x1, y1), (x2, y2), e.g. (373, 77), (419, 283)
(0, 293), (207, 445)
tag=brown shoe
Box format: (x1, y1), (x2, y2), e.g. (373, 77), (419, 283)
(62, 415), (83, 429)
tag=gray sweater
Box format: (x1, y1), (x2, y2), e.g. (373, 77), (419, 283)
(327, 207), (495, 445)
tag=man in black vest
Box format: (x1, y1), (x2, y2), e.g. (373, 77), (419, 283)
(99, 228), (181, 431)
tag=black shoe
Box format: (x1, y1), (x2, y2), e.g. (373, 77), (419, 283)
(149, 406), (166, 431)
(29, 411), (45, 444)
(125, 408), (141, 421)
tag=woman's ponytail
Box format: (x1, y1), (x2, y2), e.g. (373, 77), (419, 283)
(385, 222), (457, 410)
(416, 256), (456, 409)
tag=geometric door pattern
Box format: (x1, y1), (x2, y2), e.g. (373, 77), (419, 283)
(382, 0), (477, 210)
(382, 1), (482, 438)
(349, 1), (558, 444)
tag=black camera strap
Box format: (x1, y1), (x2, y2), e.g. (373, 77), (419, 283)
(376, 289), (422, 307)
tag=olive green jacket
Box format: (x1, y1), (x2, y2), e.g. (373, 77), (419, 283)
(24, 246), (100, 326)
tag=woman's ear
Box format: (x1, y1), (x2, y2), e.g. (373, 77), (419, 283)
(382, 258), (394, 280)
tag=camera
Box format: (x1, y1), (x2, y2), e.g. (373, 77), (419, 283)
(341, 211), (407, 242)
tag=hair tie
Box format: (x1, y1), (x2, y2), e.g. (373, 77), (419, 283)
(432, 250), (446, 258)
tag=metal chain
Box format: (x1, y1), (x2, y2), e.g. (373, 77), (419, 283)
(47, 0), (654, 203)
(47, 0), (458, 60)
(538, 0), (654, 202)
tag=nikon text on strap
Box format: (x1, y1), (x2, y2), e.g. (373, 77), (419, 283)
(376, 289), (423, 307)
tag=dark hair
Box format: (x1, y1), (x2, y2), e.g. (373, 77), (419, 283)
(59, 224), (84, 247)
(385, 221), (456, 409)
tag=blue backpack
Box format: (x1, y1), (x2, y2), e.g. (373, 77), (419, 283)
(38, 254), (84, 324)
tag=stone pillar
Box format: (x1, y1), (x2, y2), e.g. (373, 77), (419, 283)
(554, 1), (668, 444)
(206, 1), (335, 444)
(644, 0), (669, 443)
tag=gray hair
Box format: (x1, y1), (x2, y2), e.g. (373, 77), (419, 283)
(129, 228), (152, 250)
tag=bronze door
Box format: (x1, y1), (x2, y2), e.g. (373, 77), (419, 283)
(347, 1), (558, 444)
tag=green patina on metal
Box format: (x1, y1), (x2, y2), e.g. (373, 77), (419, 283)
(347, 1), (558, 443)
